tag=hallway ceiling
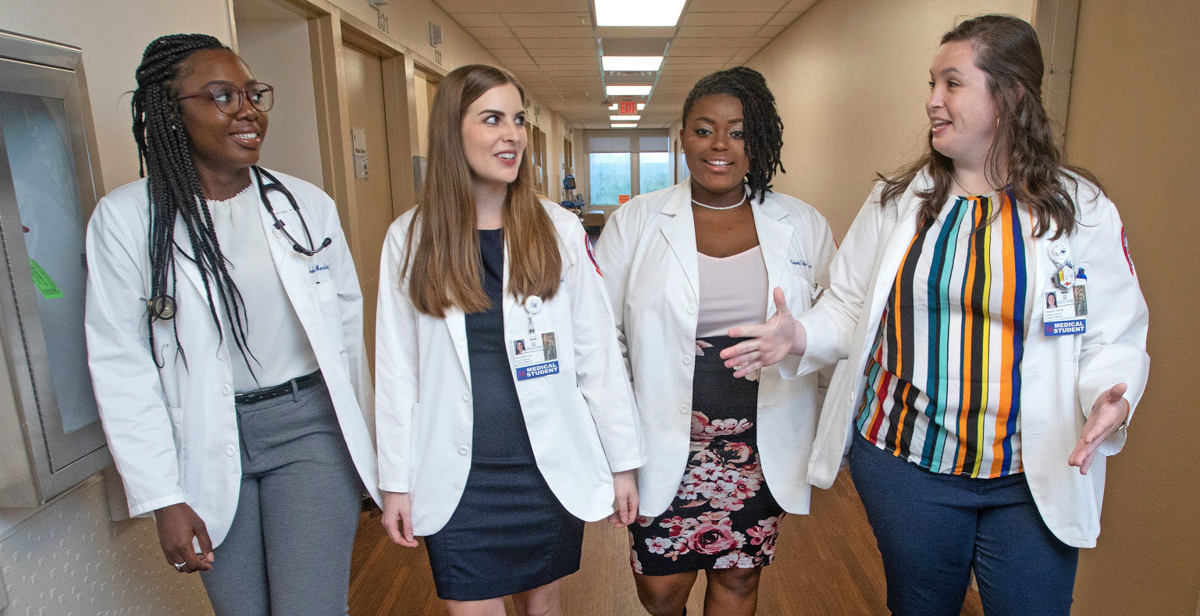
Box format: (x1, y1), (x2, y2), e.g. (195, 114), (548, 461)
(431, 0), (816, 130)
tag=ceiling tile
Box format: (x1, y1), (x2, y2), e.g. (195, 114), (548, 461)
(670, 37), (744, 49)
(503, 12), (592, 27)
(491, 48), (534, 59)
(476, 38), (524, 48)
(522, 38), (596, 49)
(676, 26), (762, 38)
(433, 0), (492, 13)
(452, 13), (503, 27)
(669, 47), (739, 57)
(595, 26), (678, 39)
(512, 26), (593, 38)
(532, 47), (597, 57)
(680, 12), (773, 27)
(500, 0), (591, 12)
(686, 0), (788, 10)
(768, 12), (801, 27)
(780, 0), (818, 13)
(466, 26), (515, 39)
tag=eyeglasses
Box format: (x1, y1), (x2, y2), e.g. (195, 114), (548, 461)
(177, 83), (275, 115)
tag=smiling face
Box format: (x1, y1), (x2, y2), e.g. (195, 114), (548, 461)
(461, 83), (526, 191)
(681, 94), (749, 204)
(927, 41), (999, 170)
(174, 49), (267, 182)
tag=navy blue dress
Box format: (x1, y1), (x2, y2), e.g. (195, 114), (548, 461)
(423, 228), (584, 601)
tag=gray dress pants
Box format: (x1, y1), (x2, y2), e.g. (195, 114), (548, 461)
(200, 380), (364, 616)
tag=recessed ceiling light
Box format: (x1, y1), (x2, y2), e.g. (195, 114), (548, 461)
(638, 103), (646, 110)
(610, 115), (641, 121)
(611, 123), (639, 128)
(602, 56), (664, 72)
(595, 0), (685, 26)
(606, 85), (652, 96)
(609, 103), (619, 110)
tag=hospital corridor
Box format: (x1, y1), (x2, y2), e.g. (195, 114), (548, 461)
(0, 0), (1195, 614)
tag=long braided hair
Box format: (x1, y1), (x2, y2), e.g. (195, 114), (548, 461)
(681, 66), (786, 204)
(132, 34), (254, 370)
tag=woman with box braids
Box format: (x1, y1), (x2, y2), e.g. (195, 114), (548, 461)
(86, 33), (381, 616)
(131, 33), (252, 370)
(680, 66), (785, 204)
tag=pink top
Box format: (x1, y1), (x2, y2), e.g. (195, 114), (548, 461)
(696, 245), (767, 338)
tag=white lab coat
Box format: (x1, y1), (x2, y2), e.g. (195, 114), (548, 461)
(595, 183), (838, 516)
(374, 200), (646, 536)
(85, 169), (380, 548)
(798, 169), (1149, 548)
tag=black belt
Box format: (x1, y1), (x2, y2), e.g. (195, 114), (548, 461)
(234, 370), (323, 406)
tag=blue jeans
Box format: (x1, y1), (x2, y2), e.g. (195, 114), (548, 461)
(849, 435), (1077, 616)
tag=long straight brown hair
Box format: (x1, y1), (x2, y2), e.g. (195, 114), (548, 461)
(878, 14), (1102, 238)
(402, 64), (561, 317)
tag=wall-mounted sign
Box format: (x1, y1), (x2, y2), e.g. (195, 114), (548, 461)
(351, 127), (368, 179)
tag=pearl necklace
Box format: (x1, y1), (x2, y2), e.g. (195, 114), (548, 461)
(691, 193), (747, 211)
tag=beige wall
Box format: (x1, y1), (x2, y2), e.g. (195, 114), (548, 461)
(748, 0), (1033, 237)
(1063, 1), (1200, 614)
(237, 15), (326, 188)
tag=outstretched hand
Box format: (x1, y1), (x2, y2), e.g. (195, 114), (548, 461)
(1068, 383), (1130, 475)
(721, 287), (804, 379)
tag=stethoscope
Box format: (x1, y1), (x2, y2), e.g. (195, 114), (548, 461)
(146, 166), (332, 321)
(253, 165), (332, 257)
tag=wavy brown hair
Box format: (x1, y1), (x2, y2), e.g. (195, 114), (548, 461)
(878, 14), (1101, 238)
(402, 64), (561, 317)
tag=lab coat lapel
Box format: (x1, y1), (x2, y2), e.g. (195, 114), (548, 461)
(444, 308), (471, 380)
(752, 196), (793, 316)
(660, 186), (699, 301)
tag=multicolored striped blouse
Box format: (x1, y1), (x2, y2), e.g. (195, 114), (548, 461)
(856, 189), (1035, 478)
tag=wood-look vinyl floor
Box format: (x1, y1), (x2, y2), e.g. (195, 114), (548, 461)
(348, 472), (984, 615)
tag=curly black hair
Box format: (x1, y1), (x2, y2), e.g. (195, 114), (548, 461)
(681, 66), (784, 204)
(132, 33), (254, 372)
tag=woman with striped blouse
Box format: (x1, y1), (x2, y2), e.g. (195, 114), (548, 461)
(721, 15), (1149, 616)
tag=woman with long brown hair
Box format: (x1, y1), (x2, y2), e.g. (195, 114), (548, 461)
(374, 64), (643, 616)
(724, 14), (1149, 615)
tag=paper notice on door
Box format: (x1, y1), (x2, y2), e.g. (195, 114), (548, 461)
(351, 127), (369, 179)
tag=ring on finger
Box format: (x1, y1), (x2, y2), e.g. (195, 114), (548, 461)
(173, 562), (186, 570)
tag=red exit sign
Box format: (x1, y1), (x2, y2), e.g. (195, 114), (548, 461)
(618, 101), (637, 114)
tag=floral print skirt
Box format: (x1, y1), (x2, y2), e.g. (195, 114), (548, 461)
(630, 335), (785, 575)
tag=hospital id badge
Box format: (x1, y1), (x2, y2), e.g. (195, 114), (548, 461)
(512, 331), (560, 380)
(1043, 283), (1087, 336)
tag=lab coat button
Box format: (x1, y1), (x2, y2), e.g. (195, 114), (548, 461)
(221, 385), (232, 396)
(687, 305), (696, 315)
(679, 404), (689, 415)
(272, 229), (282, 238)
(461, 393), (471, 402)
(683, 356), (692, 366)
(458, 446), (469, 456)
(225, 445), (236, 457)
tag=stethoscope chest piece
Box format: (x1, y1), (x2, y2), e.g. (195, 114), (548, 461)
(148, 295), (177, 320)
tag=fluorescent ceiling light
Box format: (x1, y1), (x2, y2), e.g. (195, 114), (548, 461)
(638, 103), (645, 110)
(611, 123), (639, 128)
(602, 56), (664, 72)
(606, 85), (652, 96)
(610, 115), (641, 121)
(609, 103), (647, 110)
(596, 0), (685, 26)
